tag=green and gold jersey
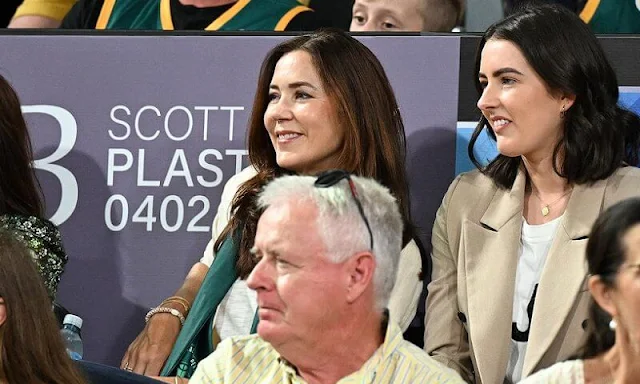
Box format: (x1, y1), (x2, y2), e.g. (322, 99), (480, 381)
(96, 0), (312, 31)
(580, 0), (640, 33)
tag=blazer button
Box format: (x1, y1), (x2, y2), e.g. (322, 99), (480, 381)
(457, 312), (467, 323)
(582, 319), (588, 330)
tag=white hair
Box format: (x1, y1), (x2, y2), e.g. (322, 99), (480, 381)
(257, 174), (403, 311)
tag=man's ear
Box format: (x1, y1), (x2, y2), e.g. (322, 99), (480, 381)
(589, 275), (618, 318)
(344, 252), (376, 304)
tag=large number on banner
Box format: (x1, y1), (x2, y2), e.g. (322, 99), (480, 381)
(22, 105), (79, 226)
(104, 194), (211, 232)
(132, 195), (156, 231)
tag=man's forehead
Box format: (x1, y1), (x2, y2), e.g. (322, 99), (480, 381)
(355, 0), (393, 6)
(355, 0), (418, 11)
(263, 199), (317, 222)
(256, 200), (319, 243)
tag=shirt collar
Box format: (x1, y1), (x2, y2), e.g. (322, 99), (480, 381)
(354, 310), (403, 382)
(276, 310), (400, 383)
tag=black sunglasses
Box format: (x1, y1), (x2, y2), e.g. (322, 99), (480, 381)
(314, 169), (374, 250)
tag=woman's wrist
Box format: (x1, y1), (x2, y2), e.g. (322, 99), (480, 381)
(162, 295), (191, 315)
(158, 300), (189, 318)
(145, 307), (185, 326)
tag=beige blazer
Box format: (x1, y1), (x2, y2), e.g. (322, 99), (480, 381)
(424, 166), (640, 384)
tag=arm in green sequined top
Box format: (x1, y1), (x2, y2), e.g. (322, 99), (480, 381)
(0, 214), (67, 301)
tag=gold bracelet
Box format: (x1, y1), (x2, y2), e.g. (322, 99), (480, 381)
(163, 295), (190, 310)
(145, 307), (185, 326)
(165, 295), (190, 308)
(162, 296), (190, 314)
(162, 300), (189, 315)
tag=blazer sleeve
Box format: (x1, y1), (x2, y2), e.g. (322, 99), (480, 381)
(200, 167), (257, 267)
(424, 175), (475, 382)
(387, 239), (422, 331)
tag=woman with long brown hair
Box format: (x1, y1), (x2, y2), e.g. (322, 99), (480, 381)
(122, 29), (424, 381)
(0, 230), (85, 384)
(0, 73), (68, 303)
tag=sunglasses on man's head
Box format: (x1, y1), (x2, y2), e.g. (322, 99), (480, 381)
(314, 169), (374, 250)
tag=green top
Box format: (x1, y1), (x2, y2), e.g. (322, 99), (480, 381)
(98, 0), (312, 31)
(580, 0), (640, 33)
(161, 230), (258, 378)
(0, 214), (67, 301)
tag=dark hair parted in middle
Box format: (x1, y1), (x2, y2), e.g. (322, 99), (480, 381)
(214, 29), (416, 278)
(468, 4), (640, 189)
(581, 197), (640, 359)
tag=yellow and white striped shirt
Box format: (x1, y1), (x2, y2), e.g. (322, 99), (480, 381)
(190, 320), (464, 383)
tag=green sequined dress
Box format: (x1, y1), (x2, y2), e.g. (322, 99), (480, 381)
(0, 214), (67, 301)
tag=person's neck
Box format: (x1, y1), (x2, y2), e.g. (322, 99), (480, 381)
(178, 0), (237, 8)
(602, 346), (620, 383)
(584, 347), (619, 384)
(286, 311), (384, 384)
(522, 153), (570, 197)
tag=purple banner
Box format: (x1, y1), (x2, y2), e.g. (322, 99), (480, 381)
(0, 34), (459, 365)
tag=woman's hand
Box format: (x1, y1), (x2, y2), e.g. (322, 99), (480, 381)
(121, 262), (208, 376)
(120, 313), (182, 376)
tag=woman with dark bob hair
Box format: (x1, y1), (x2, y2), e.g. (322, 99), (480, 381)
(0, 74), (68, 302)
(0, 230), (85, 384)
(521, 197), (640, 383)
(425, 4), (640, 384)
(122, 29), (424, 381)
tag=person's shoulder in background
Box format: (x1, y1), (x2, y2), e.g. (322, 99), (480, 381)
(59, 0), (103, 29)
(0, 213), (67, 301)
(60, 0), (354, 30)
(10, 0), (77, 28)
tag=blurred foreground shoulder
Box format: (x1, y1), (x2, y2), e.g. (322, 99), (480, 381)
(519, 359), (584, 384)
(0, 214), (67, 300)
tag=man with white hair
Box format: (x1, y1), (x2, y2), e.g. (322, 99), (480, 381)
(189, 170), (463, 383)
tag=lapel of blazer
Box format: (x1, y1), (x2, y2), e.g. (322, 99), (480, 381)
(463, 168), (526, 384)
(522, 177), (608, 376)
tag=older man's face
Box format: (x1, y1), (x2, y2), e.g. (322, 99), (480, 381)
(247, 200), (348, 349)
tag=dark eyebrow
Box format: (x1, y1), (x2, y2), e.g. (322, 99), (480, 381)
(479, 67), (524, 79)
(269, 81), (318, 90)
(494, 67), (524, 77)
